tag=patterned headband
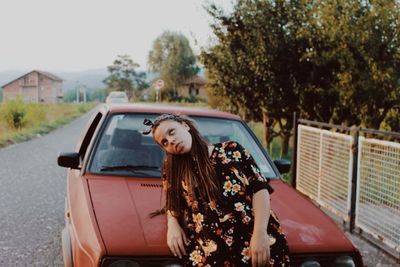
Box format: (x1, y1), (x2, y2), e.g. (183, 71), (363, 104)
(142, 113), (183, 135)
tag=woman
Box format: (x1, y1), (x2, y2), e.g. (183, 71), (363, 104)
(143, 114), (290, 267)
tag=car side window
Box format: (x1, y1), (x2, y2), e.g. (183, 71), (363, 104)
(77, 112), (103, 162)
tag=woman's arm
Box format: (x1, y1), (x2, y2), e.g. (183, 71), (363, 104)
(161, 161), (189, 258)
(251, 189), (271, 266)
(167, 211), (189, 259)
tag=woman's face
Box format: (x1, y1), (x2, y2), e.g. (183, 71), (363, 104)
(153, 120), (193, 154)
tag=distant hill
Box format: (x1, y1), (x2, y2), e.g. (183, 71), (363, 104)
(56, 69), (108, 90)
(0, 67), (205, 91)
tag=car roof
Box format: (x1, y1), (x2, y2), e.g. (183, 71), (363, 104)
(104, 103), (242, 121)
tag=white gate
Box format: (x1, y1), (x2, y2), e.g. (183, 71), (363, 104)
(295, 123), (400, 257)
(296, 125), (353, 222)
(356, 137), (400, 253)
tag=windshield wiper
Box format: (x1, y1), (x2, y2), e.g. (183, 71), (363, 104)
(100, 165), (160, 172)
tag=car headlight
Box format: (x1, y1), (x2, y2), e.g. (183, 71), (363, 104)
(294, 254), (360, 267)
(108, 260), (140, 267)
(332, 255), (356, 267)
(300, 261), (321, 267)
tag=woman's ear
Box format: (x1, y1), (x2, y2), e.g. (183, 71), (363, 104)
(182, 122), (190, 131)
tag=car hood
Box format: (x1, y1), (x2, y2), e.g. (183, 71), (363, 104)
(88, 176), (355, 256)
(269, 180), (355, 253)
(88, 175), (170, 256)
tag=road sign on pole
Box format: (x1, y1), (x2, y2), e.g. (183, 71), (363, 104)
(154, 79), (165, 102)
(155, 79), (165, 90)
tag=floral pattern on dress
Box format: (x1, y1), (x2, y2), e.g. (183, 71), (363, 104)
(163, 141), (291, 266)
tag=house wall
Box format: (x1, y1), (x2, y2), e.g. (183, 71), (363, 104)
(3, 80), (24, 101)
(54, 81), (63, 103)
(22, 72), (39, 102)
(179, 84), (208, 100)
(197, 85), (207, 99)
(38, 74), (63, 103)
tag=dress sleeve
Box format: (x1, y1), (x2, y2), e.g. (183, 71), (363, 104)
(236, 142), (274, 196)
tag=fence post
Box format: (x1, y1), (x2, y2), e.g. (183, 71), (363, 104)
(291, 112), (299, 188)
(349, 127), (359, 233)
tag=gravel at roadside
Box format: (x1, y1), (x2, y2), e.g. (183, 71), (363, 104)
(345, 232), (399, 267)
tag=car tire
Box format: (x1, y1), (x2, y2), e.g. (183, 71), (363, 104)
(62, 227), (73, 267)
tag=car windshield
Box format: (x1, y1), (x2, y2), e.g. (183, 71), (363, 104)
(88, 114), (277, 178)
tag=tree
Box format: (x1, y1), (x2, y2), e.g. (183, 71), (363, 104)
(63, 89), (77, 103)
(87, 88), (108, 102)
(202, 0), (400, 156)
(295, 0), (400, 130)
(148, 31), (199, 100)
(202, 0), (304, 155)
(103, 55), (148, 100)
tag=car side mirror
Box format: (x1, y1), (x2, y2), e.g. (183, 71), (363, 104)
(58, 152), (81, 169)
(274, 159), (291, 174)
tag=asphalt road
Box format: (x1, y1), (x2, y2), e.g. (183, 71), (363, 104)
(0, 109), (95, 266)
(0, 108), (398, 266)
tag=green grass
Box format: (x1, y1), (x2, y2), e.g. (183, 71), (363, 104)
(0, 102), (96, 149)
(247, 121), (294, 184)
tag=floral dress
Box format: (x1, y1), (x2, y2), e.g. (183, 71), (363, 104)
(163, 141), (290, 266)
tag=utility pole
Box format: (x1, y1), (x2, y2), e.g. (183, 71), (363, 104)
(83, 85), (87, 103)
(76, 81), (80, 103)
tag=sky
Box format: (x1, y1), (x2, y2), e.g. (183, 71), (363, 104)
(0, 0), (232, 72)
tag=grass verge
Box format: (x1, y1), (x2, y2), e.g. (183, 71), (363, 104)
(248, 121), (294, 184)
(0, 102), (96, 149)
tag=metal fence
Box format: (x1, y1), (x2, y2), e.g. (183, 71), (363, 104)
(356, 136), (400, 254)
(293, 118), (400, 258)
(296, 125), (353, 222)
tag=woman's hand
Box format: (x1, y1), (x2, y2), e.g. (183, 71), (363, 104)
(167, 216), (189, 259)
(250, 229), (270, 267)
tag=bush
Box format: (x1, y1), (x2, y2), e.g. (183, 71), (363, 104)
(1, 98), (27, 129)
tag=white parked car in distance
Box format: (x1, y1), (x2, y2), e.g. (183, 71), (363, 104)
(105, 91), (129, 104)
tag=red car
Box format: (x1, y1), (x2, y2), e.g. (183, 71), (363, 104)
(57, 104), (364, 267)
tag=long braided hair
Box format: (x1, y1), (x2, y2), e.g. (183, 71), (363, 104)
(145, 114), (220, 219)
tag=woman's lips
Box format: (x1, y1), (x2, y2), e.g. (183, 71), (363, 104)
(175, 142), (182, 152)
